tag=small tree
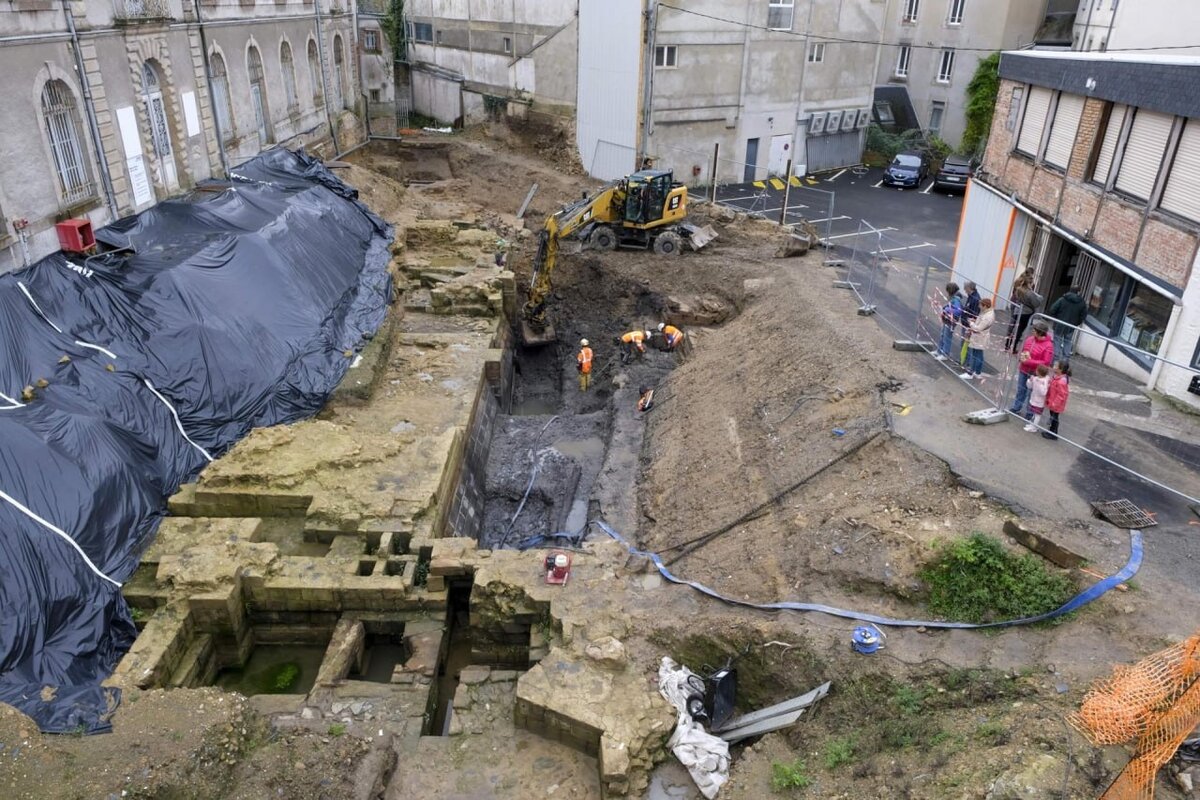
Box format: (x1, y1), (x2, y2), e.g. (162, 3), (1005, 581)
(962, 52), (1000, 157)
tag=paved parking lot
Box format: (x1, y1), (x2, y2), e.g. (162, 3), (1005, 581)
(714, 165), (965, 264)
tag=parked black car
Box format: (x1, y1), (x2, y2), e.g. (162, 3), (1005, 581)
(881, 151), (928, 189)
(933, 155), (976, 193)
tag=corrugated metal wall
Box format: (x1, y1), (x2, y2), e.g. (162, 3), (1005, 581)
(953, 183), (1026, 304)
(576, 0), (641, 179)
(804, 130), (864, 173)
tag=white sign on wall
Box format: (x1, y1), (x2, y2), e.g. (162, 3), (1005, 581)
(115, 105), (154, 208)
(182, 91), (200, 138)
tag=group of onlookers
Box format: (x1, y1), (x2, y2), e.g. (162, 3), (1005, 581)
(935, 275), (1079, 440)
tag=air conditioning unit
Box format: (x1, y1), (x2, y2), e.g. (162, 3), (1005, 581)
(825, 110), (843, 133)
(841, 111), (856, 132)
(808, 111), (827, 135)
(856, 108), (871, 129)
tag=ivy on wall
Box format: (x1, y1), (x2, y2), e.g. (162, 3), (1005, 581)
(962, 52), (1000, 157)
(382, 0), (407, 62)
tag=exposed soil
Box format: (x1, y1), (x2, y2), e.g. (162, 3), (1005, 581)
(3, 131), (1193, 800)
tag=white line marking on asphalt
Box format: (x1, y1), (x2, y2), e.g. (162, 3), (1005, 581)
(920, 181), (935, 194)
(1073, 388), (1151, 403)
(806, 215), (851, 224)
(874, 242), (935, 254)
(871, 180), (883, 188)
(826, 169), (848, 182)
(825, 227), (898, 240)
(718, 194), (770, 204)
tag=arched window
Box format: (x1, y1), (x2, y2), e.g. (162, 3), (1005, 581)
(40, 80), (94, 204)
(333, 34), (345, 109)
(307, 39), (324, 107)
(280, 41), (298, 112)
(141, 60), (177, 190)
(209, 52), (234, 141)
(247, 45), (272, 144)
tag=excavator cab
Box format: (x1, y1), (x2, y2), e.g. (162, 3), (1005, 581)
(623, 170), (681, 228)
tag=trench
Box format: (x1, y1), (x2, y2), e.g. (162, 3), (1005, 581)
(476, 275), (681, 552)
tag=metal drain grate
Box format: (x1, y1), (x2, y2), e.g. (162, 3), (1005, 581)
(1091, 499), (1158, 529)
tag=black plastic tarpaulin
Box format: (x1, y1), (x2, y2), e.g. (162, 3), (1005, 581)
(0, 149), (392, 733)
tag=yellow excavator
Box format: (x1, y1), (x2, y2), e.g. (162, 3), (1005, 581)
(521, 169), (715, 345)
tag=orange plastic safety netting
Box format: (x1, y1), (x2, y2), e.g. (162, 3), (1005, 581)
(1068, 633), (1200, 800)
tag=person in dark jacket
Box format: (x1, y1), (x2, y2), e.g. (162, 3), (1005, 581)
(1048, 285), (1087, 358)
(1006, 273), (1043, 353)
(959, 282), (981, 364)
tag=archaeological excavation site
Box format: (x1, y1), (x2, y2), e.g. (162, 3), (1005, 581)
(1, 130), (1198, 800)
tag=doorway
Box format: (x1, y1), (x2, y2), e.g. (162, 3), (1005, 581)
(768, 134), (793, 176)
(141, 61), (177, 191)
(743, 138), (759, 183)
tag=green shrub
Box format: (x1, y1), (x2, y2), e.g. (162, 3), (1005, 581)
(919, 532), (1075, 623)
(771, 758), (811, 792)
(328, 723), (347, 737)
(823, 737), (856, 770)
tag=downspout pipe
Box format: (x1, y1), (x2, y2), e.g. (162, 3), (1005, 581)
(313, 0), (341, 154)
(193, 0), (229, 176)
(639, 0), (658, 164)
(62, 0), (118, 220)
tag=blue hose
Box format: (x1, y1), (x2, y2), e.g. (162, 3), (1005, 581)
(591, 520), (1143, 630)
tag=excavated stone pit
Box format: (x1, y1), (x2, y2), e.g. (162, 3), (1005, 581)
(101, 143), (716, 799)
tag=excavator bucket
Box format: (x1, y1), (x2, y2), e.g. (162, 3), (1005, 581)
(681, 223), (719, 250)
(520, 319), (557, 347)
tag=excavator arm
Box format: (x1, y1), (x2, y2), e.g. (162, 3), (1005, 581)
(523, 181), (624, 331)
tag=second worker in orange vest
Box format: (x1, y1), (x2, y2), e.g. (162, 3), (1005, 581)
(619, 329), (651, 363)
(576, 338), (593, 392)
(658, 322), (684, 350)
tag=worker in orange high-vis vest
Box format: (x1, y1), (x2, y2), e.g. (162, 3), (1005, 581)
(658, 322), (684, 350)
(619, 329), (651, 363)
(576, 338), (593, 391)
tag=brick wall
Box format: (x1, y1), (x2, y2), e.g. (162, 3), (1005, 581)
(1067, 97), (1106, 181)
(1093, 200), (1143, 261)
(979, 78), (1197, 291)
(1137, 218), (1200, 287)
(1002, 156), (1034, 198)
(1028, 167), (1063, 217)
(1060, 182), (1102, 235)
(983, 79), (1020, 175)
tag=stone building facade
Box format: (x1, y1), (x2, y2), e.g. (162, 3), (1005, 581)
(0, 0), (363, 273)
(874, 0), (1045, 151)
(955, 50), (1200, 405)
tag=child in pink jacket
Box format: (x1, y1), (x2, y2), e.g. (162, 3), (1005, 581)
(1041, 361), (1071, 440)
(1024, 364), (1051, 432)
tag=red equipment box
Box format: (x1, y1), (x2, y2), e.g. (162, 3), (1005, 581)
(56, 218), (95, 254)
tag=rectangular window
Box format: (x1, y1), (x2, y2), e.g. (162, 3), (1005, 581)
(503, 37), (512, 54)
(1044, 93), (1085, 169)
(369, 88), (380, 103)
(1161, 119), (1200, 222)
(936, 49), (955, 83)
(409, 22), (433, 43)
(948, 0), (965, 24)
(1114, 109), (1173, 200)
(768, 0), (794, 30)
(1091, 103), (1127, 185)
(929, 101), (945, 136)
(903, 0), (919, 22)
(654, 45), (677, 68)
(1006, 86), (1024, 130)
(363, 30), (380, 52)
(1121, 284), (1171, 354)
(1016, 86), (1052, 156)
(1087, 261), (1126, 331)
(895, 45), (911, 77)
(807, 42), (825, 63)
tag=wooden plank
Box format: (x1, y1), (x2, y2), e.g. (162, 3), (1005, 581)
(718, 709), (806, 743)
(712, 682), (830, 733)
(516, 183), (540, 219)
(1003, 520), (1085, 569)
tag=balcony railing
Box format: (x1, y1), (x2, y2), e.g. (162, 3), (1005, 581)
(113, 0), (172, 20)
